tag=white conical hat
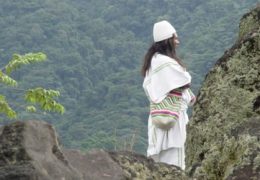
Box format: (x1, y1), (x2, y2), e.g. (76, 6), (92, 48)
(153, 20), (176, 42)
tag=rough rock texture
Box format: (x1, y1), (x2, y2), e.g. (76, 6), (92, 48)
(65, 149), (189, 180)
(239, 5), (260, 39)
(0, 120), (83, 180)
(186, 6), (260, 180)
(0, 120), (188, 180)
(109, 151), (188, 180)
(63, 149), (126, 180)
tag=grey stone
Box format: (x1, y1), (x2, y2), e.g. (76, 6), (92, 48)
(0, 120), (189, 180)
(0, 120), (83, 180)
(186, 6), (260, 180)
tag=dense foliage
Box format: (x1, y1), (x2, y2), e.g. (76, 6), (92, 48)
(0, 0), (258, 154)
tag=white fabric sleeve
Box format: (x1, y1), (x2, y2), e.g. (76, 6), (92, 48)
(143, 61), (191, 103)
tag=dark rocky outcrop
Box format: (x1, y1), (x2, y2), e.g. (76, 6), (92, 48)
(109, 151), (188, 180)
(0, 120), (188, 180)
(186, 6), (260, 180)
(0, 120), (82, 180)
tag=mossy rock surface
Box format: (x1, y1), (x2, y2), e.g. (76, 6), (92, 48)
(186, 6), (260, 180)
(109, 151), (189, 180)
(0, 120), (189, 180)
(239, 6), (260, 39)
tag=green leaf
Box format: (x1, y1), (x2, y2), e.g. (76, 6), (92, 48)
(0, 51), (64, 120)
(26, 106), (37, 113)
(25, 87), (65, 114)
(0, 97), (17, 119)
(5, 52), (47, 75)
(0, 71), (17, 86)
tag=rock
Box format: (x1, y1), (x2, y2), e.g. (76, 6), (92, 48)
(0, 120), (83, 180)
(0, 120), (189, 180)
(239, 5), (260, 39)
(63, 149), (125, 180)
(109, 151), (188, 180)
(65, 149), (189, 180)
(186, 6), (260, 180)
(226, 116), (260, 180)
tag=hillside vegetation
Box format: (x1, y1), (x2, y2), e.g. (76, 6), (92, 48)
(0, 0), (258, 153)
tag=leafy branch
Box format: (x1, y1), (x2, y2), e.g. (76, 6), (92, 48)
(0, 71), (17, 86)
(0, 95), (17, 119)
(25, 88), (65, 114)
(0, 52), (65, 120)
(4, 52), (47, 75)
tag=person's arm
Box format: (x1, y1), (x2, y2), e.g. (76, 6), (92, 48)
(187, 88), (196, 106)
(180, 83), (190, 89)
(169, 83), (190, 93)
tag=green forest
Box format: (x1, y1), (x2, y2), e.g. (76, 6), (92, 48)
(0, 0), (258, 154)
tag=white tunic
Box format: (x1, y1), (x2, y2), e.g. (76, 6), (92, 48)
(147, 89), (191, 155)
(147, 90), (191, 156)
(143, 53), (195, 168)
(143, 53), (191, 103)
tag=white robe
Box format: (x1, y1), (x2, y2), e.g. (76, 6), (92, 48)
(143, 53), (194, 169)
(143, 53), (191, 103)
(147, 90), (191, 169)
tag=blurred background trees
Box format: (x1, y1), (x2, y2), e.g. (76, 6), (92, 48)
(0, 0), (258, 154)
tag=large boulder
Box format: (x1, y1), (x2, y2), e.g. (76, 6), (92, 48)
(186, 6), (260, 180)
(63, 149), (125, 180)
(0, 120), (188, 180)
(65, 149), (189, 180)
(0, 120), (83, 180)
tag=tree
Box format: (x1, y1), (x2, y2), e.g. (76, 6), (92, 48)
(0, 52), (65, 120)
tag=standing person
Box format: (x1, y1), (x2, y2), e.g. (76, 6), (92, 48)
(141, 20), (196, 170)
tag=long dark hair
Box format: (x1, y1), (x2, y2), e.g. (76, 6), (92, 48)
(141, 35), (184, 77)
